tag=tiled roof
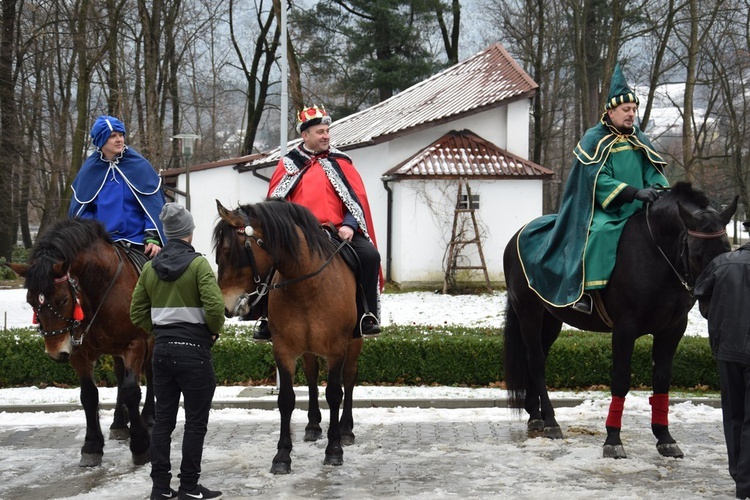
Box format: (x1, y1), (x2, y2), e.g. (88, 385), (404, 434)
(241, 43), (538, 170)
(384, 130), (553, 180)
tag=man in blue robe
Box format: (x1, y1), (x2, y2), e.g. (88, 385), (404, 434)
(517, 64), (669, 313)
(69, 116), (166, 257)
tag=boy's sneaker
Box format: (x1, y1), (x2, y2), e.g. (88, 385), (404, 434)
(178, 484), (222, 499)
(150, 488), (178, 499)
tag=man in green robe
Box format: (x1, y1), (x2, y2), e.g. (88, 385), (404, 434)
(517, 63), (669, 313)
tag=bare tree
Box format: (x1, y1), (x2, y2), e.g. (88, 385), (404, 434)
(432, 0), (460, 65)
(230, 0), (281, 155)
(0, 0), (21, 260)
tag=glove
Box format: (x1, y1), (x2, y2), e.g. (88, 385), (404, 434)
(143, 229), (162, 247)
(634, 188), (659, 203)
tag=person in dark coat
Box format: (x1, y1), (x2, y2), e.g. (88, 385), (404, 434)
(695, 222), (750, 500)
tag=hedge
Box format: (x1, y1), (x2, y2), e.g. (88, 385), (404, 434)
(0, 324), (719, 390)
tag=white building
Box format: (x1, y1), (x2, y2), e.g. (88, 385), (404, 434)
(163, 43), (552, 288)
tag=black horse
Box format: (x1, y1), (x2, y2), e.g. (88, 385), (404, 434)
(503, 182), (736, 458)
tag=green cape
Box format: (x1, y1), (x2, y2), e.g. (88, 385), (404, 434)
(516, 117), (667, 306)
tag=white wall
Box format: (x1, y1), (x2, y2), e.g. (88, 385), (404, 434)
(387, 178), (543, 285)
(170, 166), (270, 263)
(505, 100), (530, 157)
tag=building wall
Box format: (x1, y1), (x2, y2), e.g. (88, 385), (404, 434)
(171, 99), (541, 286)
(170, 165), (269, 261)
(387, 178), (543, 286)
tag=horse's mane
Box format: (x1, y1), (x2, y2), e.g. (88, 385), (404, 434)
(213, 199), (334, 268)
(649, 181), (710, 217)
(25, 219), (113, 295)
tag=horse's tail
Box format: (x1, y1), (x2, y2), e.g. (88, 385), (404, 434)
(503, 299), (528, 412)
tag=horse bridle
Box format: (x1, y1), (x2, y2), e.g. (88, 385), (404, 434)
(233, 222), (273, 309)
(34, 273), (83, 339)
(35, 247), (124, 346)
(645, 203), (726, 292)
(232, 211), (348, 307)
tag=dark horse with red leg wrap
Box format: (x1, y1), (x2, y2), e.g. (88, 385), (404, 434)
(503, 182), (736, 458)
(8, 219), (154, 467)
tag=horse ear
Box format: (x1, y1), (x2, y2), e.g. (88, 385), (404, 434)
(676, 202), (699, 229)
(216, 199), (244, 227)
(52, 261), (66, 276)
(6, 262), (28, 278)
(216, 199), (228, 216)
(719, 195), (739, 226)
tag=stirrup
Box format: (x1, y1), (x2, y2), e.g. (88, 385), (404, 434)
(359, 312), (381, 338)
(253, 316), (272, 343)
(571, 294), (593, 315)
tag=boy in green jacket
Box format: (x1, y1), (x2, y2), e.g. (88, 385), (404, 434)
(130, 203), (225, 500)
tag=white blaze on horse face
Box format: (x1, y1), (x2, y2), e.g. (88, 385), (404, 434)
(44, 334), (73, 361)
(221, 286), (249, 318)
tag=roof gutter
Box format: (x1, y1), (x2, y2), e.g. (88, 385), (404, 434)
(251, 165), (271, 183)
(381, 174), (398, 282)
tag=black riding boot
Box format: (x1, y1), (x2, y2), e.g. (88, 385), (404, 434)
(253, 317), (271, 342)
(571, 293), (593, 314)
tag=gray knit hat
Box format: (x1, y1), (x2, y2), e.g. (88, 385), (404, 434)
(160, 203), (195, 240)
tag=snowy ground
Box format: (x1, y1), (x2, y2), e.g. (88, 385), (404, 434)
(0, 287), (710, 337)
(0, 287), (733, 499)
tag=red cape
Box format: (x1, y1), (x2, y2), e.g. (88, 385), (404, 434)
(268, 147), (383, 289)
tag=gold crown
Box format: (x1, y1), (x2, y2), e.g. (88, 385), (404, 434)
(297, 105), (330, 132)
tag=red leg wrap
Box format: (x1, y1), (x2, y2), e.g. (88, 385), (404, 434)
(649, 393), (669, 426)
(605, 395), (626, 428)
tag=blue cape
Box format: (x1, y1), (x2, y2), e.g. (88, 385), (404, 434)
(69, 147), (166, 244)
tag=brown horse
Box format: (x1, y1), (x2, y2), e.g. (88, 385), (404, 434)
(8, 218), (153, 467)
(214, 198), (363, 474)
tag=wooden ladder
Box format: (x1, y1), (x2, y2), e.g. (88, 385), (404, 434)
(442, 179), (492, 293)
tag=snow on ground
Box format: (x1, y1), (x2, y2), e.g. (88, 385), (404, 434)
(0, 287), (710, 337)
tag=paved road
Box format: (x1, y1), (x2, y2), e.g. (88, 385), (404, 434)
(0, 392), (737, 499)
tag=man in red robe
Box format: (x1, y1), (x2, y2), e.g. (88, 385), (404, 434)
(254, 105), (382, 342)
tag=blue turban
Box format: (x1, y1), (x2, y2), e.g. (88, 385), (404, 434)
(90, 115), (126, 149)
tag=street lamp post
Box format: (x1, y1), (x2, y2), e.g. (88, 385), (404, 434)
(172, 133), (200, 210)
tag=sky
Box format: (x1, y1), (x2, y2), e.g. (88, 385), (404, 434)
(0, 287), (736, 499)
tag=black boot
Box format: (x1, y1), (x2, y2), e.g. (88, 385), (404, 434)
(571, 293), (593, 314)
(253, 317), (272, 342)
(359, 313), (381, 338)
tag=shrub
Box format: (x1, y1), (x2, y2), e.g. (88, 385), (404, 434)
(0, 325), (719, 390)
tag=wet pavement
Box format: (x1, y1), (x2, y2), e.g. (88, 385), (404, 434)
(0, 392), (738, 499)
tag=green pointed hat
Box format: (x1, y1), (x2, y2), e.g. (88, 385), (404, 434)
(605, 63), (639, 110)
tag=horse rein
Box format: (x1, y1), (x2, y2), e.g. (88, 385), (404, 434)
(233, 216), (348, 304)
(35, 245), (124, 346)
(645, 202), (726, 292)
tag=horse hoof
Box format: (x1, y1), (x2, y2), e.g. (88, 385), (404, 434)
(341, 432), (356, 446)
(543, 426), (564, 439)
(109, 427), (130, 441)
(79, 453), (103, 467)
(603, 444), (627, 459)
(132, 450), (150, 466)
(527, 419), (545, 432)
(324, 454), (344, 466)
(657, 442), (684, 458)
(304, 429), (323, 441)
(270, 462), (291, 475)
